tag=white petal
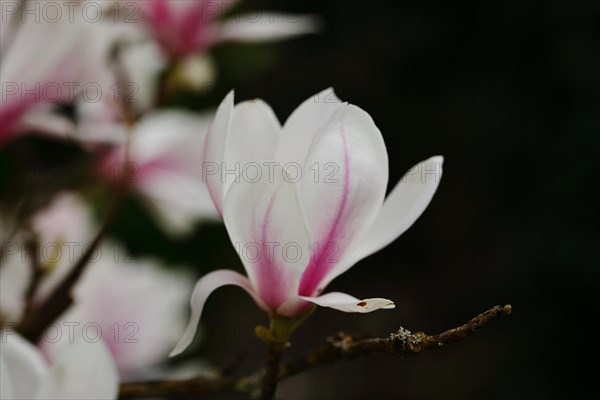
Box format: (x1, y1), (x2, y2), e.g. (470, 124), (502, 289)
(170, 270), (264, 357)
(203, 91), (234, 215)
(298, 104), (389, 296)
(139, 169), (218, 235)
(276, 88), (343, 165)
(350, 156), (443, 264)
(19, 106), (75, 139)
(75, 100), (127, 144)
(216, 13), (321, 44)
(223, 99), (281, 195)
(35, 338), (118, 400)
(301, 292), (395, 313)
(128, 110), (210, 164)
(0, 9), (15, 55)
(223, 164), (310, 310)
(117, 39), (166, 112)
(1, 356), (15, 399)
(0, 331), (48, 399)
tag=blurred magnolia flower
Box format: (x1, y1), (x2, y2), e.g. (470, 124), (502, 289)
(102, 110), (218, 235)
(0, 7), (114, 143)
(133, 0), (321, 58)
(0, 1), (148, 144)
(171, 89), (444, 356)
(0, 193), (192, 373)
(0, 193), (95, 323)
(0, 330), (118, 399)
(39, 243), (194, 374)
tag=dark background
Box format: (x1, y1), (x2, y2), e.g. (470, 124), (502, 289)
(2, 0), (598, 399)
(198, 0), (599, 398)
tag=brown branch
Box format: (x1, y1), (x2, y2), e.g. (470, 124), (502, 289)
(15, 186), (126, 342)
(16, 139), (133, 343)
(256, 340), (286, 400)
(118, 304), (512, 399)
(23, 239), (43, 317)
(276, 304), (513, 380)
(8, 39), (138, 343)
(119, 376), (231, 399)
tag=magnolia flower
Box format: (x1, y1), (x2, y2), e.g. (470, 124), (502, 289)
(0, 330), (118, 399)
(171, 89), (443, 356)
(133, 0), (321, 58)
(101, 110), (218, 234)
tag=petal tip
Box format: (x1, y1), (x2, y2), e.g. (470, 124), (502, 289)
(358, 298), (395, 312)
(383, 301), (395, 309)
(222, 90), (235, 106)
(169, 335), (193, 358)
(168, 341), (186, 358)
(431, 155), (444, 164)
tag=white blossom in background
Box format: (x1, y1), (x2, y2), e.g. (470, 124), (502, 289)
(39, 243), (194, 374)
(102, 110), (219, 234)
(0, 193), (95, 323)
(0, 193), (194, 374)
(172, 89), (443, 355)
(0, 330), (118, 399)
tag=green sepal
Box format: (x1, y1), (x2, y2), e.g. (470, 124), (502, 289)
(255, 305), (317, 345)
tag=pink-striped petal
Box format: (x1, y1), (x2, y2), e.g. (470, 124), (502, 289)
(298, 104), (389, 296)
(301, 292), (395, 313)
(170, 270), (264, 357)
(223, 164), (310, 310)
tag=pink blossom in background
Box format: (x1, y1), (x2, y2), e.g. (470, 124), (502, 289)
(171, 89), (444, 356)
(0, 2), (143, 145)
(133, 0), (321, 58)
(101, 110), (219, 234)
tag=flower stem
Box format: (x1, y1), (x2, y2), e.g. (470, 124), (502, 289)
(258, 340), (285, 400)
(254, 315), (297, 399)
